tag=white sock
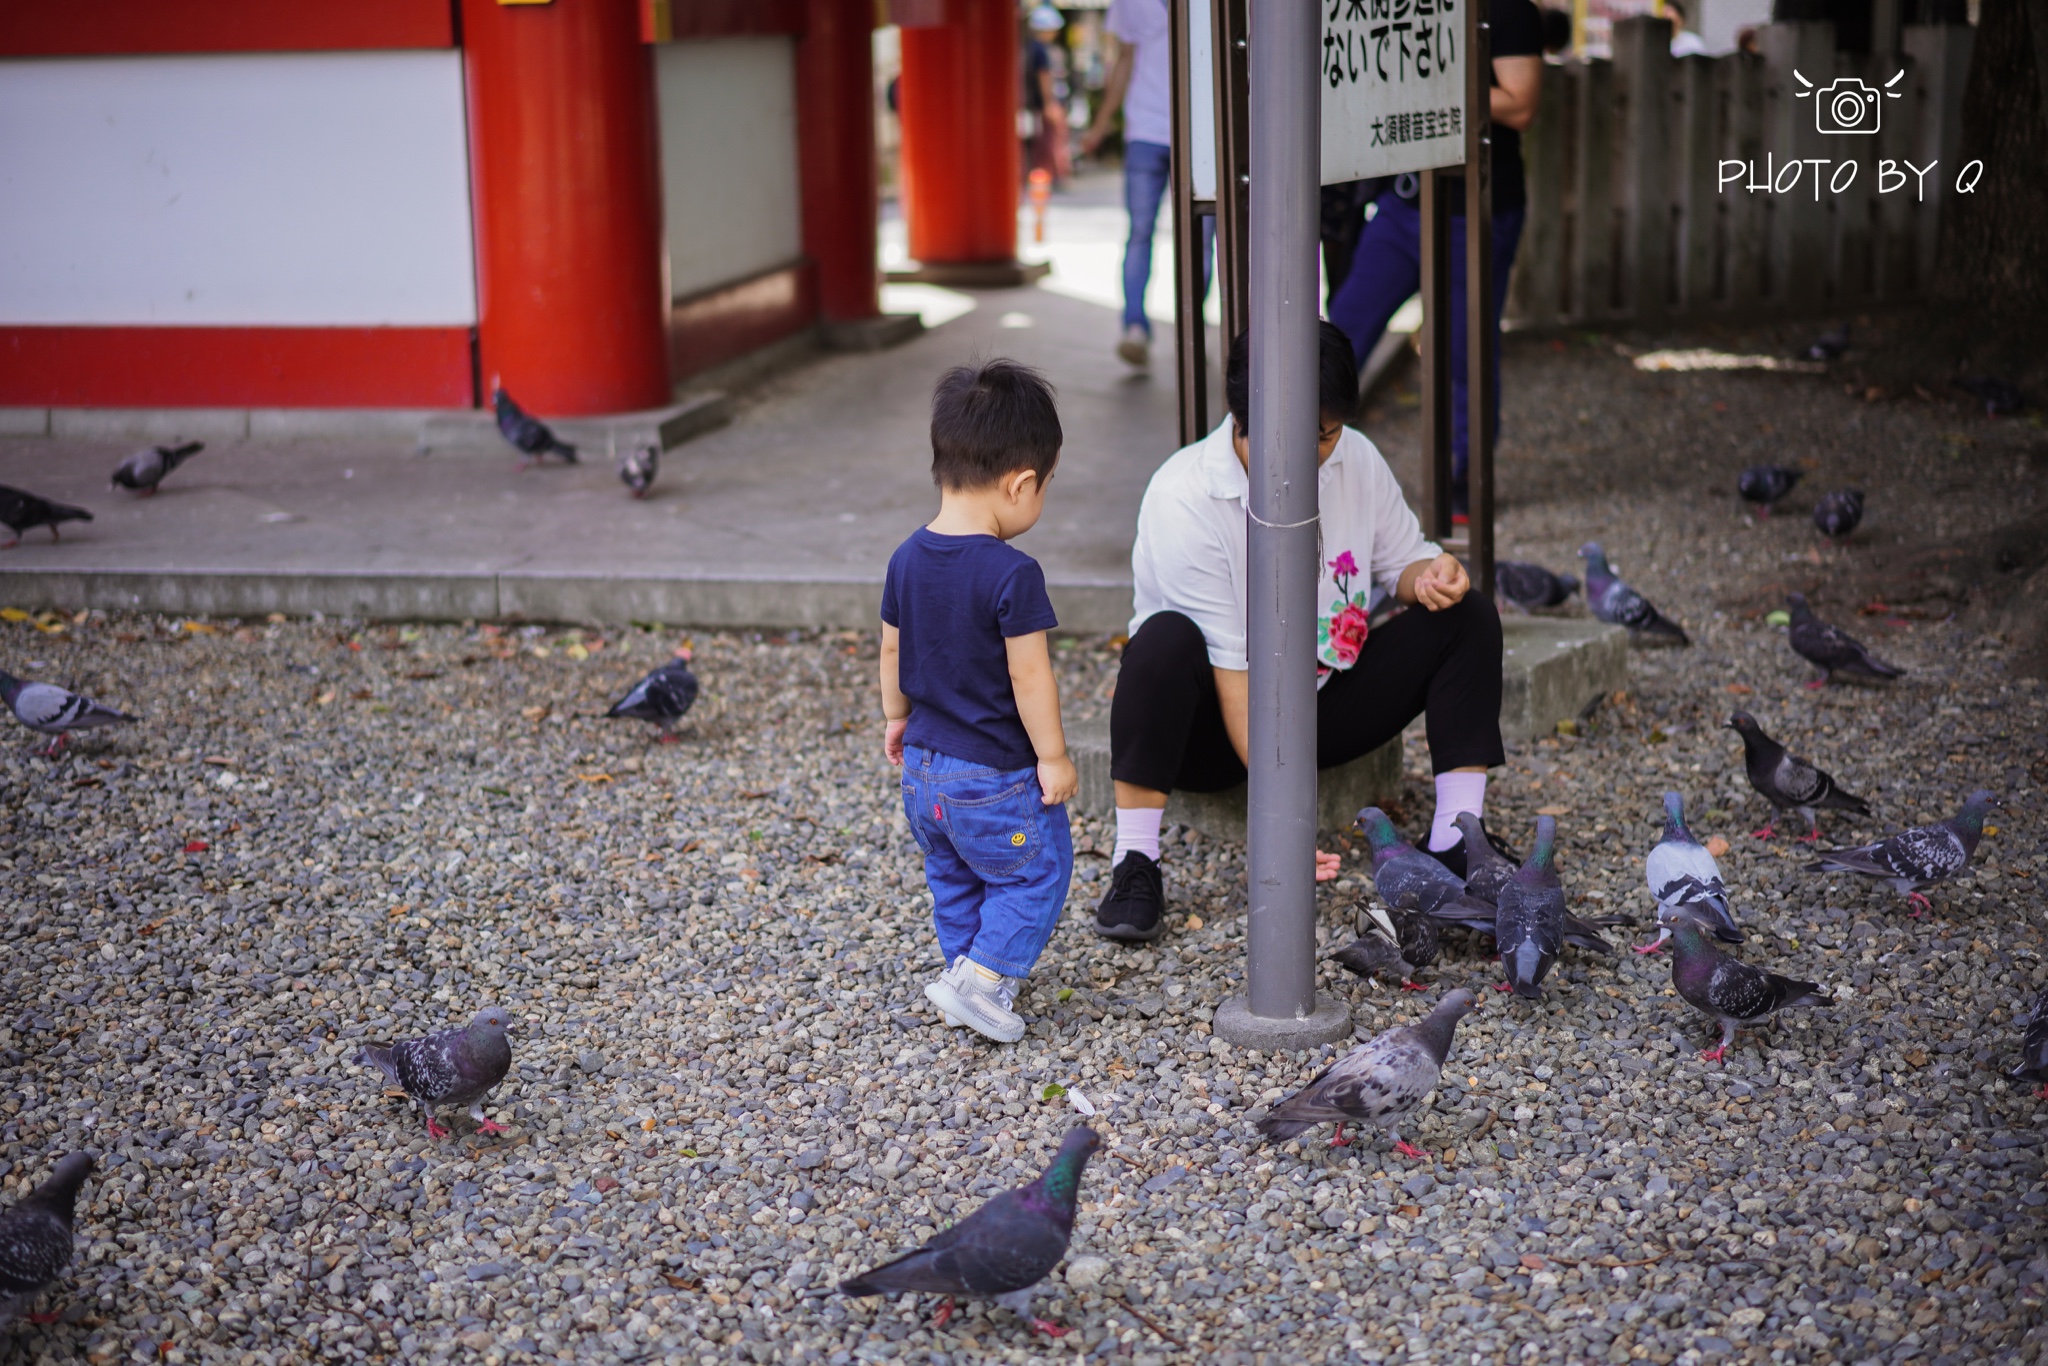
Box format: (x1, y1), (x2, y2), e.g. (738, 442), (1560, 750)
(1112, 807), (1164, 866)
(1428, 771), (1488, 851)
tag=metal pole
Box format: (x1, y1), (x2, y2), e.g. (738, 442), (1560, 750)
(1211, 0), (1251, 347)
(1464, 0), (1497, 592)
(1418, 169), (1455, 541)
(1169, 0), (1210, 446)
(1216, 0), (1348, 1049)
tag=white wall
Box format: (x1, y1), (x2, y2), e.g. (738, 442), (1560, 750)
(0, 50), (476, 326)
(656, 36), (803, 300)
(1701, 0), (1773, 53)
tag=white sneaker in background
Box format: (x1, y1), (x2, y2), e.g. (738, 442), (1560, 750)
(1117, 325), (1151, 369)
(924, 957), (1026, 1043)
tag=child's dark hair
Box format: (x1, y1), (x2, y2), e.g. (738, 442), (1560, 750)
(1224, 321), (1359, 435)
(929, 359), (1063, 490)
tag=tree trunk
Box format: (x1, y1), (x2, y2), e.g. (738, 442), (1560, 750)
(1931, 0), (2048, 327)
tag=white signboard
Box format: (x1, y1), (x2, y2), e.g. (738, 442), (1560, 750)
(1321, 0), (1469, 183)
(1188, 0), (1217, 200)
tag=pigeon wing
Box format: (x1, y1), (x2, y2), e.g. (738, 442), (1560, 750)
(390, 1030), (465, 1107)
(1880, 825), (1968, 882)
(0, 1206), (73, 1297)
(2013, 987), (2048, 1082)
(843, 1190), (1068, 1298)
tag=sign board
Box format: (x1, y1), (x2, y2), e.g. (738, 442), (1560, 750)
(1188, 0), (1218, 199)
(1320, 0), (1469, 182)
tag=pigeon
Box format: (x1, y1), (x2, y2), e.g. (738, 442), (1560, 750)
(493, 386), (578, 467)
(618, 444), (658, 499)
(2009, 985), (2048, 1099)
(1661, 906), (1828, 1062)
(1804, 788), (1998, 914)
(0, 487), (92, 549)
(1737, 466), (1803, 515)
(0, 1153), (93, 1327)
(1257, 989), (1478, 1157)
(1635, 791), (1740, 953)
(1724, 711), (1871, 842)
(1453, 811), (1518, 907)
(1802, 323), (1849, 362)
(1954, 375), (2024, 417)
(1786, 592), (1903, 688)
(1330, 903), (1438, 990)
(1579, 543), (1690, 645)
(109, 441), (204, 496)
(603, 657), (699, 741)
(358, 1007), (514, 1139)
(1811, 488), (1864, 542)
(1496, 816), (1568, 998)
(839, 1126), (1099, 1336)
(0, 670), (135, 756)
(1355, 808), (1497, 922)
(1494, 561), (1579, 611)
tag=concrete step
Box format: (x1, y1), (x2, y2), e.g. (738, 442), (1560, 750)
(1500, 616), (1629, 740)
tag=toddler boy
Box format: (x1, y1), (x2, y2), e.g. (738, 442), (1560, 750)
(879, 359), (1078, 1043)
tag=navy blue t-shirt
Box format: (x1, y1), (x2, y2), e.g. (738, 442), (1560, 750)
(880, 528), (1059, 770)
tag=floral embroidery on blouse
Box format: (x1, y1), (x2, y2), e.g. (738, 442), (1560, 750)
(1316, 550), (1371, 675)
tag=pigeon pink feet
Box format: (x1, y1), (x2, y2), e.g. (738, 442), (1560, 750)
(656, 733), (684, 745)
(1031, 1319), (1070, 1338)
(476, 1118), (508, 1136)
(1632, 941), (1666, 956)
(1328, 1124), (1351, 1148)
(1394, 1140), (1427, 1160)
(1799, 830), (1822, 845)
(1803, 678), (1828, 691)
(1698, 1045), (1727, 1063)
(2037, 1084), (2048, 1101)
(1493, 981), (1514, 992)
(1906, 892), (1932, 915)
(23, 1309), (62, 1326)
(1750, 825), (1775, 840)
(425, 1117), (450, 1140)
(1400, 980), (1429, 992)
(932, 1298), (955, 1329)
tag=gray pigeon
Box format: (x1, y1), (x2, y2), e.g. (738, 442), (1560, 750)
(1737, 465), (1802, 515)
(1786, 593), (1903, 688)
(1636, 791), (1740, 953)
(1662, 906), (1827, 1062)
(0, 670), (135, 756)
(1330, 903), (1437, 990)
(1495, 561), (1579, 611)
(1811, 488), (1864, 541)
(1954, 376), (2024, 417)
(493, 386), (578, 467)
(1453, 812), (1517, 907)
(603, 656), (699, 740)
(1802, 323), (1849, 362)
(110, 441), (203, 496)
(1579, 543), (1689, 645)
(0, 487), (92, 549)
(2009, 985), (2048, 1099)
(1804, 789), (1998, 915)
(1258, 989), (1478, 1157)
(0, 1153), (93, 1327)
(1355, 808), (1496, 923)
(1724, 711), (1870, 842)
(840, 1126), (1099, 1337)
(618, 444), (658, 499)
(358, 1007), (514, 1139)
(1497, 817), (1567, 998)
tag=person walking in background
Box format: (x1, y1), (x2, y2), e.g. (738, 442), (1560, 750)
(1023, 7), (1069, 190)
(1079, 0), (1211, 370)
(1325, 0), (1544, 524)
(1665, 0), (1709, 56)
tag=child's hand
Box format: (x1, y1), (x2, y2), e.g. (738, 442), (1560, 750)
(1037, 753), (1078, 806)
(884, 717), (907, 766)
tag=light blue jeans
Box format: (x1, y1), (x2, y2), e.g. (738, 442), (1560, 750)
(901, 745), (1073, 978)
(1122, 140), (1216, 337)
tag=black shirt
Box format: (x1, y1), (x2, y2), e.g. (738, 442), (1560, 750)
(1438, 0), (1543, 216)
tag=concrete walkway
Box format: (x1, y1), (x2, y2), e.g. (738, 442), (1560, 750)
(0, 171), (1201, 632)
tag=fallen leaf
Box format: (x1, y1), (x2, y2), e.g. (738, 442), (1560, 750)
(577, 772), (614, 784)
(179, 621), (217, 634)
(0, 608), (27, 622)
(739, 788), (774, 799)
(407, 670), (443, 681)
(662, 1274), (702, 1291)
(604, 1129), (623, 1141)
(1056, 987), (1075, 1003)
(1041, 1082), (1068, 1101)
(1725, 682), (1753, 695)
(804, 851), (841, 865)
(520, 705), (550, 722)
(1399, 1204), (1422, 1219)
(315, 690), (337, 706)
(565, 643), (589, 661)
(1520, 1253), (1548, 1271)
(1704, 836), (1731, 857)
(183, 840), (209, 853)
(350, 688), (374, 701)
(1185, 914), (1205, 931)
(593, 1175), (620, 1193)
(641, 1117), (656, 1131)
(1536, 805), (1570, 817)
(202, 755), (234, 767)
(388, 905), (410, 920)
(72, 776), (101, 789)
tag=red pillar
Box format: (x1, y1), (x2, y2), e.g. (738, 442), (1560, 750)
(898, 0), (1020, 266)
(796, 0), (881, 322)
(462, 0), (670, 415)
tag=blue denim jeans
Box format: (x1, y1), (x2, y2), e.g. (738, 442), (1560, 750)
(1122, 140), (1216, 337)
(901, 745), (1073, 979)
(1326, 190), (1526, 479)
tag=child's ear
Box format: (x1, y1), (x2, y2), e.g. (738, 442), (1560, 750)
(1007, 468), (1040, 501)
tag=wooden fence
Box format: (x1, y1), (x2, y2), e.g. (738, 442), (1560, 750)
(1505, 20), (1975, 329)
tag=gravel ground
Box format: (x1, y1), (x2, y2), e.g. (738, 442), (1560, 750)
(2, 321), (2046, 1366)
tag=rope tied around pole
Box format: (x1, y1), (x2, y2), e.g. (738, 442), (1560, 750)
(1243, 507), (1320, 530)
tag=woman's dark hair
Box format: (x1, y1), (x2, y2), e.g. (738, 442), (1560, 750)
(1224, 321), (1359, 435)
(1540, 6), (1572, 52)
(929, 359), (1063, 490)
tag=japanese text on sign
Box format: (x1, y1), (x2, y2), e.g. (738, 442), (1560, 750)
(1321, 0), (1469, 184)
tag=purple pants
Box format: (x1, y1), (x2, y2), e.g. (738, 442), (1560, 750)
(1326, 190), (1525, 481)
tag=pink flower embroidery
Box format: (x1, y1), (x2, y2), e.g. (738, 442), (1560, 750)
(1328, 550), (1360, 580)
(1326, 603), (1370, 667)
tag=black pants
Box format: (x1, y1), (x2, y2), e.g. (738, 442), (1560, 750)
(1109, 599), (1506, 796)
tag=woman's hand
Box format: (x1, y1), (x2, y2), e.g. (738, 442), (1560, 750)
(1405, 552), (1470, 611)
(1315, 849), (1341, 881)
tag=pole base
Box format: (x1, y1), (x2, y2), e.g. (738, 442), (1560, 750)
(1212, 993), (1353, 1052)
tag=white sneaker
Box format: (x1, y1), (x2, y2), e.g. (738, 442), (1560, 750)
(1117, 325), (1150, 368)
(935, 971), (1020, 1028)
(925, 958), (1026, 1043)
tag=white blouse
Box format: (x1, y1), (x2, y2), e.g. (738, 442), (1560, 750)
(1129, 418), (1442, 676)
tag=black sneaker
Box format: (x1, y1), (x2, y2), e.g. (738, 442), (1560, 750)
(1094, 851), (1165, 942)
(1424, 839), (1467, 880)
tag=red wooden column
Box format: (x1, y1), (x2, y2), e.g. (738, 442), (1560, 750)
(796, 0), (881, 321)
(462, 0), (670, 415)
(898, 0), (1020, 268)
